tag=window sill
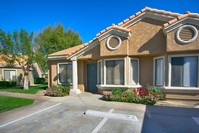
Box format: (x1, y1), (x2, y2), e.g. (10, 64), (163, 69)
(164, 86), (199, 90)
(58, 82), (73, 86)
(96, 84), (142, 89)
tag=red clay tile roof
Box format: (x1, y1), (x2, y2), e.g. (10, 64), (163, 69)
(0, 55), (19, 65)
(96, 24), (130, 37)
(48, 37), (98, 57)
(163, 11), (199, 27)
(118, 6), (182, 26)
(49, 44), (87, 57)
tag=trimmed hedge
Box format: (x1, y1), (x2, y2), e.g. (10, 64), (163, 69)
(0, 81), (17, 88)
(34, 78), (45, 84)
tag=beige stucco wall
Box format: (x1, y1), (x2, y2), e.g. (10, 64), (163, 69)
(100, 36), (128, 57)
(47, 59), (88, 91)
(78, 45), (101, 60)
(167, 25), (199, 52)
(128, 18), (166, 56)
(78, 60), (85, 91)
(47, 60), (70, 87)
(125, 56), (129, 85)
(0, 67), (34, 86)
(139, 56), (154, 87)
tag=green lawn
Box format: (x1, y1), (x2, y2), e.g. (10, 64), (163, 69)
(0, 96), (34, 113)
(0, 84), (47, 94)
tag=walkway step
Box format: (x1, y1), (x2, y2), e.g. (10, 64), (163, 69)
(166, 94), (199, 101)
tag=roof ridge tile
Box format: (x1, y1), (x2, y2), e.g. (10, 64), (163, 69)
(164, 11), (199, 27)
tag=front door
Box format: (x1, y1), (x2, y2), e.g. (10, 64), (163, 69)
(87, 63), (98, 93)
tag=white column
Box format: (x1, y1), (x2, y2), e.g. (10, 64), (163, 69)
(70, 56), (81, 94)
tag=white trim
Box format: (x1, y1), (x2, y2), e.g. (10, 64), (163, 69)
(163, 17), (199, 34)
(164, 86), (199, 90)
(97, 60), (102, 84)
(168, 54), (199, 87)
(103, 58), (126, 86)
(98, 29), (130, 41)
(128, 57), (140, 86)
(106, 35), (122, 51)
(57, 62), (72, 85)
(2, 68), (17, 81)
(70, 57), (81, 94)
(176, 25), (198, 44)
(97, 84), (142, 89)
(68, 41), (98, 59)
(103, 59), (106, 85)
(153, 56), (165, 86)
(47, 55), (67, 60)
(124, 11), (175, 28)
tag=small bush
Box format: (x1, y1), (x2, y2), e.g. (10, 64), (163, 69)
(112, 88), (127, 96)
(121, 90), (136, 102)
(34, 78), (45, 84)
(147, 85), (165, 100)
(44, 85), (70, 97)
(0, 81), (17, 88)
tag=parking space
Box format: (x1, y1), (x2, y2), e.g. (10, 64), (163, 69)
(0, 92), (199, 133)
(0, 102), (142, 133)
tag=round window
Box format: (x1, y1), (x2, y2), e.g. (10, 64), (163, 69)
(176, 25), (198, 44)
(106, 35), (121, 50)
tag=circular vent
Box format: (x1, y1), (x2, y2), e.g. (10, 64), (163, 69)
(107, 35), (121, 50)
(176, 25), (198, 44)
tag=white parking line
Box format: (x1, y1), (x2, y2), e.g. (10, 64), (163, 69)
(85, 110), (138, 121)
(0, 103), (62, 128)
(194, 105), (199, 108)
(91, 109), (114, 133)
(192, 117), (199, 125)
(85, 109), (138, 133)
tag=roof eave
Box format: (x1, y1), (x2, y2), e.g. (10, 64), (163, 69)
(47, 55), (68, 60)
(67, 40), (97, 60)
(98, 29), (131, 41)
(163, 17), (199, 34)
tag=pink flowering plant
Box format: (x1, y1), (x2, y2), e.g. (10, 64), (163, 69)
(102, 86), (164, 105)
(44, 85), (70, 97)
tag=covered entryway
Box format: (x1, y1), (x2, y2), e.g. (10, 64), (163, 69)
(87, 63), (98, 93)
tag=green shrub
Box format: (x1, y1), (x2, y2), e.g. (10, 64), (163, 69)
(34, 78), (45, 84)
(147, 85), (165, 100)
(112, 88), (127, 96)
(0, 81), (17, 88)
(121, 90), (136, 102)
(44, 85), (70, 97)
(102, 86), (164, 105)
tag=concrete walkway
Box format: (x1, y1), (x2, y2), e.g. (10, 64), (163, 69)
(0, 91), (198, 109)
(0, 91), (52, 101)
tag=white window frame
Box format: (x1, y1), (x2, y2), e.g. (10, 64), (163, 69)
(57, 62), (72, 85)
(104, 58), (126, 87)
(2, 68), (17, 81)
(106, 35), (122, 51)
(167, 54), (199, 90)
(97, 60), (102, 85)
(129, 57), (140, 86)
(153, 56), (165, 87)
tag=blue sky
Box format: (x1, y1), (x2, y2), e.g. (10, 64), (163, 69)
(0, 0), (199, 43)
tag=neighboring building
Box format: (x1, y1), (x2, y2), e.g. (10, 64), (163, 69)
(0, 55), (43, 85)
(47, 7), (199, 94)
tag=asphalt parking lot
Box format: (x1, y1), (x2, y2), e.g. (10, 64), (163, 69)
(0, 92), (199, 133)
